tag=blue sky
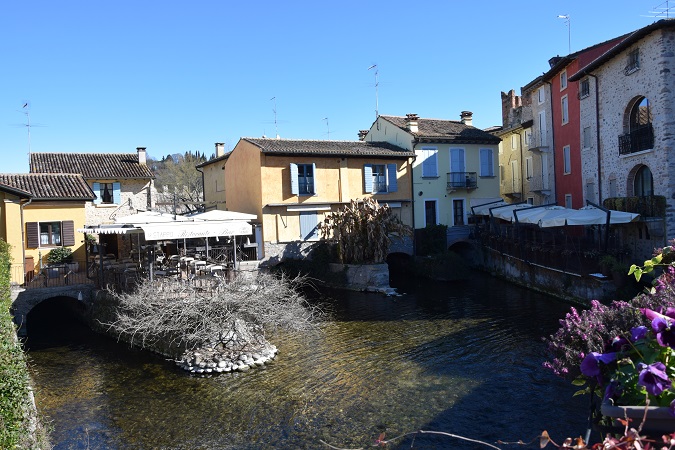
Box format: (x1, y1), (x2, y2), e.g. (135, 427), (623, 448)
(0, 1), (667, 173)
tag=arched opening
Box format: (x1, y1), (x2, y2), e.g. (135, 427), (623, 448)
(24, 296), (89, 350)
(633, 165), (654, 197)
(620, 96), (654, 154)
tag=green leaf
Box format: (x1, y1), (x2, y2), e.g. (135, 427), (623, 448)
(571, 377), (587, 386)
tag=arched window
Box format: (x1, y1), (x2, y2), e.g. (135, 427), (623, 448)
(634, 165), (653, 197)
(620, 96), (654, 154)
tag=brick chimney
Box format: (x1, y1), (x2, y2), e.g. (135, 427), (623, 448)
(136, 147), (147, 165)
(215, 142), (225, 158)
(405, 113), (419, 133)
(460, 111), (473, 127)
(358, 130), (368, 141)
(501, 90), (522, 127)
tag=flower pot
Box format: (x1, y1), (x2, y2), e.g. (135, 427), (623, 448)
(602, 399), (675, 435)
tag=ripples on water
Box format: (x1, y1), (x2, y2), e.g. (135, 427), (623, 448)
(27, 273), (588, 449)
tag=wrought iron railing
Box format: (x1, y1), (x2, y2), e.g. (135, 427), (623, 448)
(447, 172), (477, 189)
(618, 124), (654, 155)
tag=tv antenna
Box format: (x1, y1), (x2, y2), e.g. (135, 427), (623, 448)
(642, 1), (673, 18)
(323, 117), (330, 140)
(12, 102), (46, 156)
(270, 96), (279, 138)
(367, 64), (379, 120)
(557, 15), (571, 54)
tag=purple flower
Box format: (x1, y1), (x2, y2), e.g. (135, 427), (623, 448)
(580, 352), (617, 377)
(604, 381), (621, 401)
(638, 362), (670, 396)
(642, 308), (675, 349)
(631, 326), (649, 342)
(610, 336), (629, 352)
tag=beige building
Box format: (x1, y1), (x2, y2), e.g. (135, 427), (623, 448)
(364, 113), (501, 229)
(198, 138), (414, 261)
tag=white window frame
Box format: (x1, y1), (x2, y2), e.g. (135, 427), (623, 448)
(561, 95), (569, 125)
(580, 78), (590, 99)
(538, 86), (545, 104)
(560, 70), (567, 90)
(511, 134), (518, 149)
(525, 157), (533, 180)
(563, 145), (571, 174)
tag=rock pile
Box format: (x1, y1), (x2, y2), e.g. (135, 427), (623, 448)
(177, 344), (278, 374)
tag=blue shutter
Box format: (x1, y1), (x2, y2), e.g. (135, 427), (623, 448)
(364, 164), (373, 193)
(290, 163), (299, 195)
(92, 182), (101, 204)
(300, 211), (318, 240)
(480, 149), (494, 176)
(311, 163), (316, 195)
(422, 149), (437, 177)
(112, 182), (121, 204)
(387, 164), (397, 192)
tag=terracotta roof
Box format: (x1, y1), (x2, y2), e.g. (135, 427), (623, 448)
(242, 138), (412, 157)
(30, 152), (155, 179)
(0, 182), (32, 198)
(570, 19), (675, 81)
(380, 115), (501, 144)
(0, 173), (95, 201)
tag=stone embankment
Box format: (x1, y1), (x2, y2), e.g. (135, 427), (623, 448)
(177, 344), (278, 374)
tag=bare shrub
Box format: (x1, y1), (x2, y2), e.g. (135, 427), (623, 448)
(104, 271), (322, 358)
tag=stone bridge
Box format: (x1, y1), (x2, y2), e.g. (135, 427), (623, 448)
(10, 284), (96, 337)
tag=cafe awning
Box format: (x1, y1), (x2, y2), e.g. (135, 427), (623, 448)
(139, 221), (252, 240)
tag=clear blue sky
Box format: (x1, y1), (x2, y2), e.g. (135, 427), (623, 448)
(0, 1), (666, 173)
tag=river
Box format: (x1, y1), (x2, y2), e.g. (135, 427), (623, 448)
(26, 272), (589, 449)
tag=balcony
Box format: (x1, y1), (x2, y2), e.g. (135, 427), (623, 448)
(447, 172), (477, 190)
(603, 195), (665, 218)
(525, 130), (549, 152)
(501, 181), (521, 197)
(527, 175), (549, 193)
(618, 124), (654, 155)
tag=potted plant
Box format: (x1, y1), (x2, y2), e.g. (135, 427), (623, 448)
(544, 246), (675, 435)
(46, 247), (78, 273)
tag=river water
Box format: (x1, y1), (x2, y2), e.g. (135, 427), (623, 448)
(26, 273), (589, 449)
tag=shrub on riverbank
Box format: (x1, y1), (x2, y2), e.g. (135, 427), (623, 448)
(0, 239), (48, 448)
(103, 272), (322, 361)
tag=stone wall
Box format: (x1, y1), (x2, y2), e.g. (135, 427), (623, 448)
(86, 180), (156, 225)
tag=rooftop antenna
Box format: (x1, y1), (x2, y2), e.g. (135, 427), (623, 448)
(323, 117), (330, 140)
(642, 1), (673, 18)
(270, 96), (279, 138)
(557, 15), (571, 54)
(367, 64), (379, 120)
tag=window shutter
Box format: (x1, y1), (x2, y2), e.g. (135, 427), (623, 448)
(62, 220), (75, 246)
(290, 163), (299, 195)
(480, 149), (493, 176)
(26, 222), (39, 248)
(363, 164), (373, 193)
(112, 182), (121, 204)
(422, 150), (438, 177)
(387, 164), (398, 192)
(311, 163), (317, 195)
(92, 182), (101, 204)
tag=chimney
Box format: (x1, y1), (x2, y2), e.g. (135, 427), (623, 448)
(405, 113), (419, 133)
(358, 130), (368, 141)
(215, 142), (225, 157)
(136, 147), (147, 165)
(460, 111), (473, 127)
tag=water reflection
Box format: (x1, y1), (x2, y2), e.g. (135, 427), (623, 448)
(27, 273), (588, 449)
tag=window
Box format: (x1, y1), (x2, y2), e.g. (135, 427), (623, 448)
(290, 163), (315, 195)
(524, 129), (532, 147)
(609, 175), (617, 198)
(525, 157), (533, 180)
(511, 160), (519, 190)
(26, 220), (75, 248)
(563, 145), (571, 174)
(583, 127), (591, 149)
(450, 148), (466, 186)
(364, 163), (398, 193)
(453, 199), (464, 226)
(424, 200), (437, 227)
(538, 86), (545, 104)
(92, 182), (121, 205)
(560, 70), (567, 90)
(579, 78), (590, 99)
(634, 165), (654, 197)
(565, 194), (573, 209)
(585, 181), (595, 203)
(620, 96), (654, 154)
(625, 48), (640, 75)
(561, 95), (569, 124)
(511, 134), (518, 149)
(527, 197), (534, 205)
(420, 147), (438, 177)
(499, 165), (504, 182)
(479, 148), (494, 177)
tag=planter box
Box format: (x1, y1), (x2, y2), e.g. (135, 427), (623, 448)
(602, 399), (675, 435)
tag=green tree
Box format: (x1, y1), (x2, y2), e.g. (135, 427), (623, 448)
(152, 151), (206, 213)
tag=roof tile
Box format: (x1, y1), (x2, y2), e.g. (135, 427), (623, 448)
(380, 115), (501, 144)
(242, 138), (413, 157)
(30, 152), (154, 179)
(0, 173), (95, 200)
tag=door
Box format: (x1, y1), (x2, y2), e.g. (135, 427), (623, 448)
(452, 199), (465, 226)
(424, 200), (437, 227)
(450, 148), (465, 187)
(300, 211), (319, 240)
(538, 110), (547, 146)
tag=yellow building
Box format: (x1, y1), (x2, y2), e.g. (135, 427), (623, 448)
(198, 138), (414, 261)
(0, 174), (94, 285)
(364, 113), (502, 229)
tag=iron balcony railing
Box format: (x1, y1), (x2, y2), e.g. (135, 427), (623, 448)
(447, 172), (477, 189)
(618, 124), (654, 155)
